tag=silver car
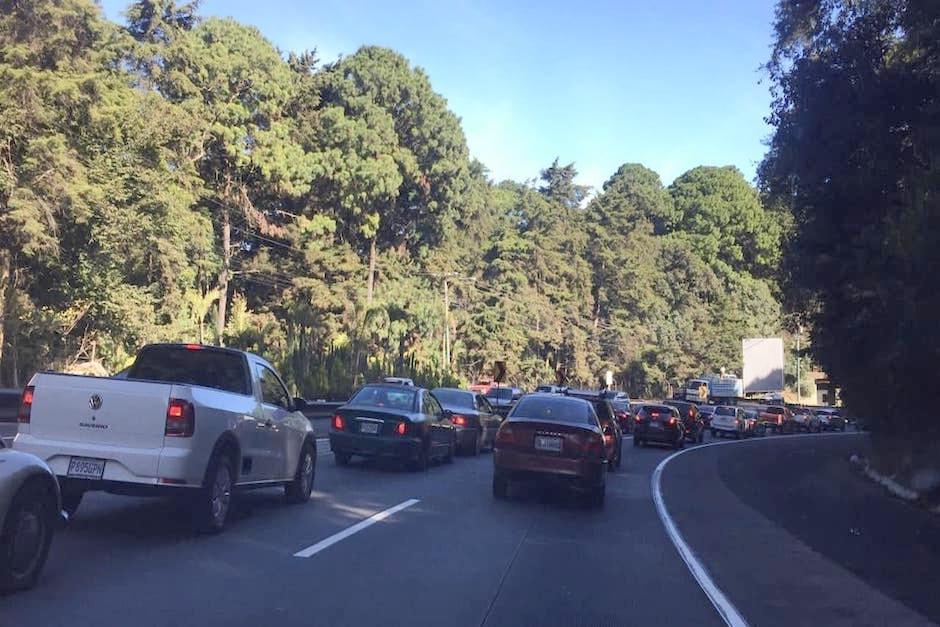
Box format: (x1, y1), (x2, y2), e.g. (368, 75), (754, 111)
(0, 446), (61, 593)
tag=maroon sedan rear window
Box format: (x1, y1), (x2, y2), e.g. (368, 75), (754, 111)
(511, 397), (596, 426)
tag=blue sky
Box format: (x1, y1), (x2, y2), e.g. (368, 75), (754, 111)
(99, 0), (777, 191)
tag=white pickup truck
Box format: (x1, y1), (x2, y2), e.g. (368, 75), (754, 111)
(14, 343), (317, 532)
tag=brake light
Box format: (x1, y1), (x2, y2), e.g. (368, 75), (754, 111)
(453, 415), (467, 426)
(634, 415), (642, 422)
(332, 414), (345, 430)
(603, 433), (614, 446)
(668, 416), (677, 426)
(688, 409), (694, 418)
(165, 398), (195, 437)
(184, 343), (203, 350)
(396, 421), (407, 436)
(495, 424), (514, 447)
(18, 386), (34, 424)
(583, 434), (605, 458)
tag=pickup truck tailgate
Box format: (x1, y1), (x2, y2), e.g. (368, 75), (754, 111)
(29, 374), (172, 449)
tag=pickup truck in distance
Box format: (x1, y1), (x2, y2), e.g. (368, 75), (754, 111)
(14, 343), (317, 533)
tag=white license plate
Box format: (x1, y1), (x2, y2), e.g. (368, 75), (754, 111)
(534, 435), (563, 452)
(67, 457), (106, 480)
(649, 421), (663, 430)
(360, 422), (381, 434)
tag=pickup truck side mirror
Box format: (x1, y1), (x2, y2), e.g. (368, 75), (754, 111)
(292, 397), (308, 412)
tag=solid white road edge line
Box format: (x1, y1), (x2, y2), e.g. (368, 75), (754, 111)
(651, 431), (862, 627)
(293, 499), (420, 558)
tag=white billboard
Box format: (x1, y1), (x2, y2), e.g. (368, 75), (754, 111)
(742, 338), (785, 393)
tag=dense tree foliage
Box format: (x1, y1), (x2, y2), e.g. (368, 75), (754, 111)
(0, 1), (786, 397)
(761, 0), (940, 437)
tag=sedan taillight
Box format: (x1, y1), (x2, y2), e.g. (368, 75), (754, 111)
(332, 414), (345, 430)
(495, 424), (515, 447)
(395, 421), (407, 436)
(583, 434), (605, 458)
(18, 385), (34, 424)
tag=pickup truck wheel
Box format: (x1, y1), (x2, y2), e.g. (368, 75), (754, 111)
(0, 480), (56, 593)
(194, 454), (234, 534)
(334, 451), (351, 466)
(285, 443), (316, 504)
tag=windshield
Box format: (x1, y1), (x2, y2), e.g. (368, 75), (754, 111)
(510, 397), (596, 426)
(349, 386), (416, 411)
(486, 388), (514, 401)
(715, 407), (736, 416)
(127, 346), (250, 395)
(431, 389), (474, 409)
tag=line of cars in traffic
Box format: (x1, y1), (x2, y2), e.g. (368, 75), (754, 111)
(0, 342), (850, 594)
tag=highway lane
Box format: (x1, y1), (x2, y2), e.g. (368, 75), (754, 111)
(0, 437), (723, 627)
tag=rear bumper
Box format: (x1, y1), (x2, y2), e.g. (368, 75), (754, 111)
(329, 432), (421, 460)
(493, 448), (605, 488)
(13, 433), (202, 488)
(635, 425), (681, 442)
(455, 427), (480, 448)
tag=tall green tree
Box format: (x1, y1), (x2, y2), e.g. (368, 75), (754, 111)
(761, 0), (940, 438)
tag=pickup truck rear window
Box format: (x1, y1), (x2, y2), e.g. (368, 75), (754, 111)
(127, 346), (251, 395)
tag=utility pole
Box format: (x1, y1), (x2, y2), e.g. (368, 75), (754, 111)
(796, 324), (803, 403)
(443, 277), (450, 370)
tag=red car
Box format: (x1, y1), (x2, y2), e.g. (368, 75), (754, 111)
(492, 394), (609, 507)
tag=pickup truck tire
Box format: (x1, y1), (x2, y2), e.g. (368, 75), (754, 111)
(193, 453), (234, 534)
(285, 442), (316, 504)
(0, 479), (56, 593)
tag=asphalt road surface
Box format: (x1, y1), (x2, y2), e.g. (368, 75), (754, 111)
(3, 431), (937, 626)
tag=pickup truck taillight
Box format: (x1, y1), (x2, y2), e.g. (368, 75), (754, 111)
(165, 399), (195, 437)
(18, 385), (34, 424)
(332, 415), (344, 430)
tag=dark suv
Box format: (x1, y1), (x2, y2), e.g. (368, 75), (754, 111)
(663, 400), (704, 444)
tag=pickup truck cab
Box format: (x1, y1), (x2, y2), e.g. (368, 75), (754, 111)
(14, 343), (317, 533)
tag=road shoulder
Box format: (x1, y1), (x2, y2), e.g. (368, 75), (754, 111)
(659, 435), (934, 627)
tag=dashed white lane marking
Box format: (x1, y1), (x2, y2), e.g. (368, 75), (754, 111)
(651, 431), (862, 626)
(293, 499), (420, 558)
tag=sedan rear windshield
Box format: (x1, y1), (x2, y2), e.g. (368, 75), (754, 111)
(715, 406), (737, 416)
(350, 386), (416, 411)
(431, 389), (474, 409)
(487, 387), (514, 400)
(127, 346), (250, 395)
(511, 397), (596, 426)
(765, 407), (785, 415)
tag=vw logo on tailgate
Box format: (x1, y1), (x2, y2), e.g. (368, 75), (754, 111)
(89, 394), (103, 410)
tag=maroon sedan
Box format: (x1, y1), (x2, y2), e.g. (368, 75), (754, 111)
(492, 394), (608, 507)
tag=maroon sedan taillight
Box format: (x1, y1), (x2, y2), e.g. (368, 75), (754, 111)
(495, 424), (515, 447)
(583, 434), (605, 458)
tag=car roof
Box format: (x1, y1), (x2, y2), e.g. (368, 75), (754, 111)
(359, 382), (424, 392)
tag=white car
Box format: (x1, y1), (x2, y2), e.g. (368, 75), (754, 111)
(0, 448), (61, 592)
(14, 343), (317, 533)
(710, 405), (746, 439)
